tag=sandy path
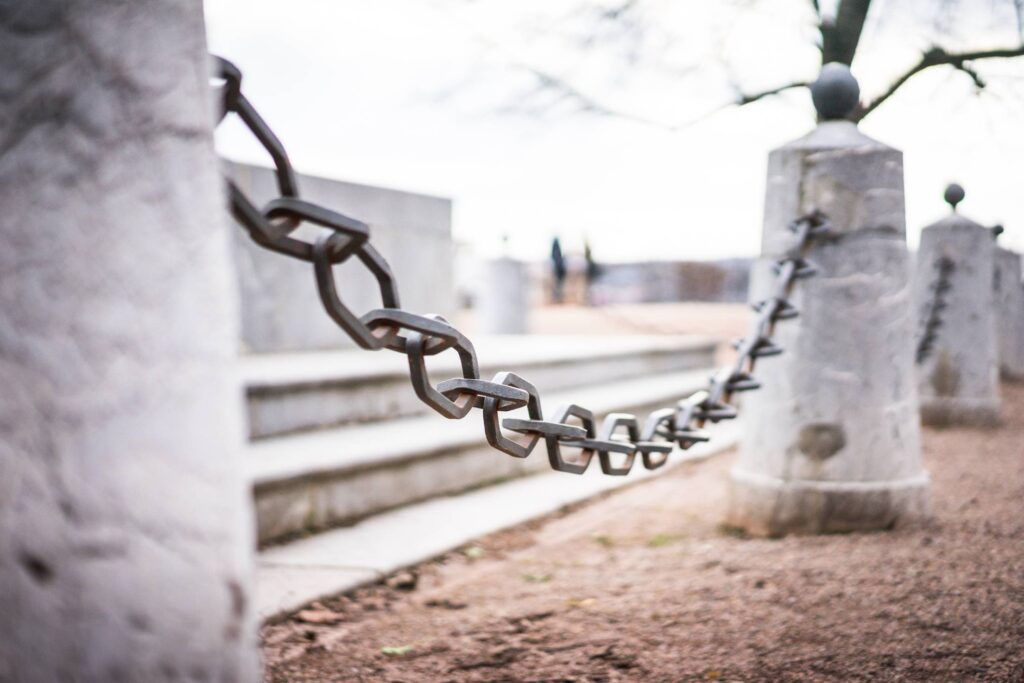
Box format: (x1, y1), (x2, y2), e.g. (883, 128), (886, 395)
(264, 382), (1024, 682)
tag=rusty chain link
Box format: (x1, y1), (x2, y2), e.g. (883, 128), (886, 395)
(915, 256), (955, 364)
(212, 56), (831, 476)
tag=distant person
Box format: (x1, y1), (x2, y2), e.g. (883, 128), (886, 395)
(550, 236), (566, 304)
(583, 238), (600, 305)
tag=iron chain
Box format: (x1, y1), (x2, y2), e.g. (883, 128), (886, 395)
(213, 56), (832, 476)
(915, 256), (955, 364)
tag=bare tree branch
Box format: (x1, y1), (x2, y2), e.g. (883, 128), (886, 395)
(509, 63), (810, 131)
(513, 42), (1024, 129)
(491, 4), (1024, 129)
(737, 80), (810, 106)
(858, 44), (1024, 119)
(510, 62), (673, 129)
(667, 80), (814, 130)
(598, 0), (639, 22)
(952, 61), (986, 89)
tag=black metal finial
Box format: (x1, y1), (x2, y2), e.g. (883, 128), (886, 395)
(944, 183), (965, 212)
(810, 63), (860, 121)
(992, 224), (1004, 240)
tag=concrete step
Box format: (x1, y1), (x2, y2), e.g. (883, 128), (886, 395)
(249, 366), (719, 545)
(256, 420), (740, 621)
(241, 335), (715, 440)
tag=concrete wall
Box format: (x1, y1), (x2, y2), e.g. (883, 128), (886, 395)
(226, 162), (454, 353)
(571, 259), (752, 305)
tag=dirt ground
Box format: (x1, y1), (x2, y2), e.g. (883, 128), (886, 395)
(263, 381), (1024, 682)
(455, 303), (752, 341)
(528, 303), (752, 340)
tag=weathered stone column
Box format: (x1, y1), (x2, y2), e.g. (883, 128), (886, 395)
(993, 243), (1024, 380)
(0, 2), (258, 681)
(476, 257), (529, 334)
(728, 64), (929, 536)
(913, 186), (1001, 425)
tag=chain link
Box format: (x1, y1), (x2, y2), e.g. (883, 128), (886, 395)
(213, 56), (832, 476)
(915, 256), (955, 364)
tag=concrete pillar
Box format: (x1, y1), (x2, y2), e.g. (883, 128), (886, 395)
(728, 64), (929, 536)
(0, 3), (258, 681)
(913, 187), (1001, 425)
(994, 246), (1024, 380)
(476, 257), (529, 334)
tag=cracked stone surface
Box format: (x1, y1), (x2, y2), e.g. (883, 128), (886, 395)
(730, 121), (928, 536)
(913, 215), (1001, 426)
(0, 2), (259, 680)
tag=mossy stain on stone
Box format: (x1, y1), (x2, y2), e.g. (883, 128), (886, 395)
(796, 423), (846, 460)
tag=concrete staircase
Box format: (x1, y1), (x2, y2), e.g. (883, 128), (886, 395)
(256, 422), (740, 620)
(242, 335), (717, 545)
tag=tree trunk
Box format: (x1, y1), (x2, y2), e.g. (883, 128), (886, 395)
(821, 0), (873, 65)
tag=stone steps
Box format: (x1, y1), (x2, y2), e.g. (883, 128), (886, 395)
(256, 419), (740, 621)
(241, 335), (715, 440)
(249, 365), (718, 545)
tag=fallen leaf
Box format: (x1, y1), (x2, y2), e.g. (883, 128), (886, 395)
(566, 598), (596, 609)
(385, 571), (418, 591)
(717, 523), (748, 539)
(424, 598), (468, 610)
(647, 533), (681, 548)
(592, 534), (614, 548)
(381, 645), (414, 656)
(523, 573), (552, 583)
(295, 608), (344, 625)
(463, 546), (485, 559)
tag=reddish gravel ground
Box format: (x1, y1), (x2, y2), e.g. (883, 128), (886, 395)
(456, 303), (752, 341)
(263, 382), (1024, 682)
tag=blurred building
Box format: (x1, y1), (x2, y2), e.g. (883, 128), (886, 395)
(226, 162), (455, 352)
(525, 258), (753, 306)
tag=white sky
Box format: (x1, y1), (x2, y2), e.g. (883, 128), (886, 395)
(205, 0), (1024, 262)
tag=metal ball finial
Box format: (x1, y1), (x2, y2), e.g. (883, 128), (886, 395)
(944, 183), (965, 212)
(810, 63), (860, 120)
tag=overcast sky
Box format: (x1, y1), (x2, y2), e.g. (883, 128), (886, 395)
(205, 0), (1024, 262)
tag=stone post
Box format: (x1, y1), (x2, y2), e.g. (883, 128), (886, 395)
(0, 3), (259, 681)
(993, 244), (1024, 380)
(727, 64), (930, 536)
(913, 186), (1001, 425)
(476, 257), (529, 334)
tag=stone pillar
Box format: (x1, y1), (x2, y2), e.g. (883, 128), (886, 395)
(913, 186), (1001, 425)
(476, 257), (529, 334)
(728, 64), (929, 536)
(0, 3), (258, 682)
(994, 245), (1024, 380)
